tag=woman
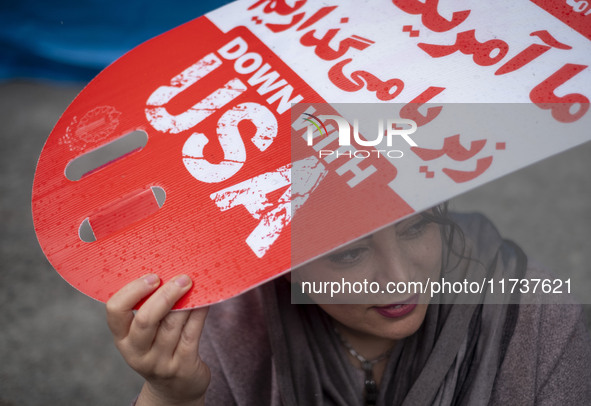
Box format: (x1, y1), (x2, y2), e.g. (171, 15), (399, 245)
(106, 205), (591, 405)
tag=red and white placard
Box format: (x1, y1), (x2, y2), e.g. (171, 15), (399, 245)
(32, 0), (590, 308)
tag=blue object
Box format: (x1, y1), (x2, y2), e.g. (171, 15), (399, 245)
(0, 0), (232, 82)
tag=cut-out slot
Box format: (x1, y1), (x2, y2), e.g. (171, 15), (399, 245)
(65, 130), (148, 181)
(78, 186), (166, 243)
(79, 219), (96, 243)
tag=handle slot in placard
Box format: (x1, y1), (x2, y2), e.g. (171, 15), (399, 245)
(65, 130), (148, 181)
(78, 186), (166, 242)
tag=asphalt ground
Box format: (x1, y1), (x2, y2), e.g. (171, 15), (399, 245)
(1, 80), (590, 405)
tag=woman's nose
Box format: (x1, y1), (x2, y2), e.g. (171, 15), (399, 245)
(371, 230), (416, 285)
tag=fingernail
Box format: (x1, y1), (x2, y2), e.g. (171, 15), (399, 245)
(175, 275), (191, 287)
(143, 274), (159, 285)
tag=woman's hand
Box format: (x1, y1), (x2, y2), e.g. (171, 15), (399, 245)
(106, 274), (210, 406)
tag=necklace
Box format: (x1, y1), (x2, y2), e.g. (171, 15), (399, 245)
(333, 327), (392, 406)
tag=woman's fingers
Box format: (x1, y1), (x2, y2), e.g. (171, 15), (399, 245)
(106, 274), (211, 403)
(151, 310), (192, 357)
(174, 307), (209, 362)
(128, 275), (193, 352)
(106, 274), (161, 340)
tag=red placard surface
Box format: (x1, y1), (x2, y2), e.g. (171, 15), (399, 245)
(32, 17), (330, 308)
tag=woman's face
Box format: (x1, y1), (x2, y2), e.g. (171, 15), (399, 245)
(293, 213), (442, 342)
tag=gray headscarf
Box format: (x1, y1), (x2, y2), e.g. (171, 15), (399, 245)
(262, 213), (526, 406)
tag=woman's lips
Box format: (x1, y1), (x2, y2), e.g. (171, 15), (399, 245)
(373, 294), (419, 318)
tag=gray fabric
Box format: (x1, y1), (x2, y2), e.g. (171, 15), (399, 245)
(262, 280), (482, 406)
(198, 213), (591, 405)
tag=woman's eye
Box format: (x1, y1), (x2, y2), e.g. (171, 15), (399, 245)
(327, 247), (367, 264)
(398, 219), (431, 239)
